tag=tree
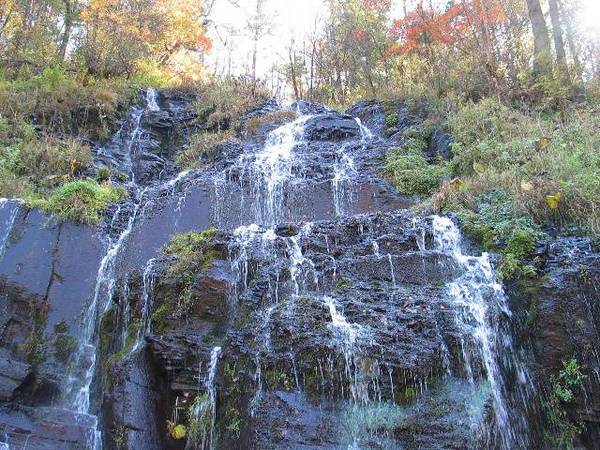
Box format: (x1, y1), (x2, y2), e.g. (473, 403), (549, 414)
(78, 0), (211, 77)
(525, 0), (552, 76)
(57, 0), (77, 62)
(547, 0), (566, 69)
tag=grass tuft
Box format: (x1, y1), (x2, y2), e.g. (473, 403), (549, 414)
(28, 180), (127, 224)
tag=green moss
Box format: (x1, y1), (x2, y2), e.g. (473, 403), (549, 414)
(105, 319), (141, 369)
(28, 180), (127, 224)
(265, 367), (294, 391)
(21, 301), (49, 366)
(99, 307), (117, 360)
(151, 302), (174, 333)
(385, 138), (448, 196)
(163, 226), (220, 315)
(455, 192), (544, 281)
(386, 153), (448, 196)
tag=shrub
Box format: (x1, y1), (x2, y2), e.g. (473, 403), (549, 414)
(18, 136), (92, 179)
(243, 110), (297, 138)
(386, 146), (448, 196)
(194, 78), (270, 131)
(29, 180), (127, 224)
(176, 130), (232, 169)
(447, 99), (600, 236)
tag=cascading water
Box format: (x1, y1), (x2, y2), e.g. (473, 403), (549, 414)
(8, 92), (546, 449)
(133, 257), (157, 351)
(206, 346), (222, 450)
(224, 115), (310, 226)
(432, 215), (533, 449)
(64, 89), (176, 449)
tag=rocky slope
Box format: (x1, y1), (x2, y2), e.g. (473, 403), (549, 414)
(0, 91), (599, 449)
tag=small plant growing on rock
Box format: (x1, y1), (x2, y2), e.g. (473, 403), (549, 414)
(163, 227), (220, 315)
(544, 358), (585, 449)
(186, 393), (211, 448)
(96, 166), (111, 182)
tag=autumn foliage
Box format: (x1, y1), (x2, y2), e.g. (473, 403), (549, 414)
(389, 0), (507, 55)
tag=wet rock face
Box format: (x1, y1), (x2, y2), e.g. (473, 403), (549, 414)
(510, 236), (600, 447)
(303, 113), (361, 141)
(115, 212), (499, 450)
(0, 210), (103, 447)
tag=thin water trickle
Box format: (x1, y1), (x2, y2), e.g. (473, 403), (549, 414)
(133, 257), (157, 352)
(332, 150), (356, 217)
(206, 346), (222, 450)
(0, 199), (19, 260)
(387, 254), (396, 286)
(145, 87), (160, 112)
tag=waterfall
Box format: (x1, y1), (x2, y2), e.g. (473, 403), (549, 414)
(324, 296), (368, 404)
(432, 215), (532, 449)
(206, 346), (222, 450)
(0, 199), (19, 260)
(70, 188), (147, 415)
(145, 87), (160, 112)
(65, 89), (164, 449)
(133, 257), (157, 351)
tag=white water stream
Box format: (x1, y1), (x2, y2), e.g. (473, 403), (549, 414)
(432, 215), (532, 449)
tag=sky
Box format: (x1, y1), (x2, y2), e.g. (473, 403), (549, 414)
(206, 0), (324, 78)
(204, 0), (600, 79)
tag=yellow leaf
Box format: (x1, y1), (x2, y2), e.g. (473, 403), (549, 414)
(535, 137), (551, 151)
(546, 193), (561, 210)
(520, 180), (533, 191)
(171, 424), (187, 440)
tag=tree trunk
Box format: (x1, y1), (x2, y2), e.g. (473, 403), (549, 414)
(547, 0), (567, 70)
(525, 0), (552, 76)
(559, 0), (582, 80)
(251, 0), (265, 87)
(288, 46), (300, 100)
(57, 0), (73, 62)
